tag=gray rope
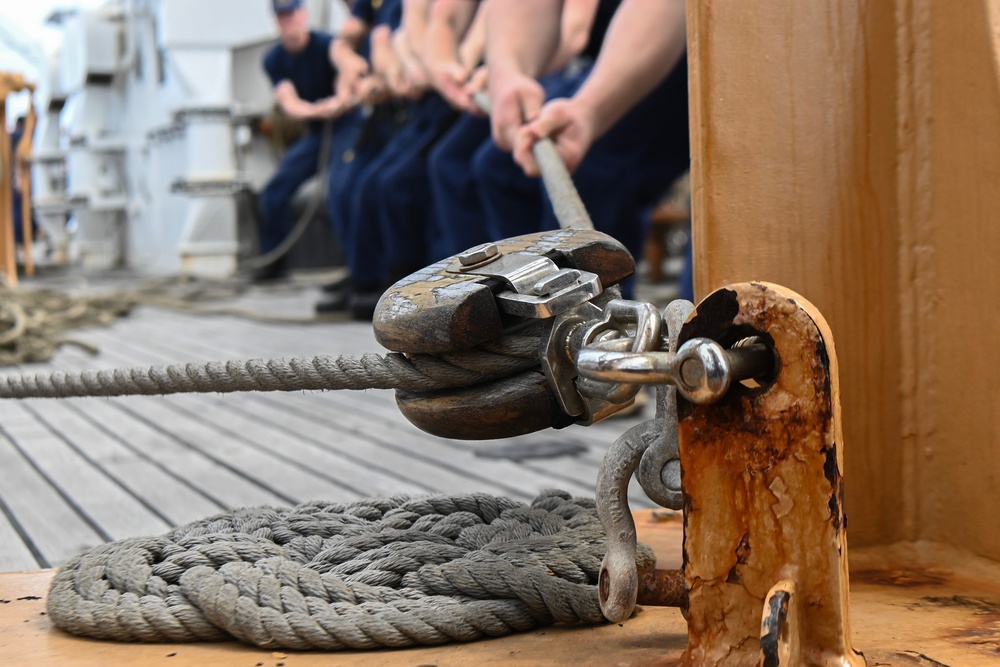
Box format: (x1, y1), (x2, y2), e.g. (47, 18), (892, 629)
(533, 139), (595, 230)
(0, 332), (543, 399)
(472, 91), (594, 231)
(47, 490), (656, 649)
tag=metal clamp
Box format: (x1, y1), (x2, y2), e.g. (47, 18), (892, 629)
(457, 248), (603, 319)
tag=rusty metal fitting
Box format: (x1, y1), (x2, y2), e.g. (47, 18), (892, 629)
(636, 568), (687, 608)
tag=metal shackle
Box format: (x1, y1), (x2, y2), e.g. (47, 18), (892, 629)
(576, 337), (774, 405)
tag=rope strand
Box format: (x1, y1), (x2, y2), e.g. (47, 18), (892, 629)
(0, 333), (543, 399)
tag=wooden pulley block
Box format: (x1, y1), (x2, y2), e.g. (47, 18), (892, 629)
(372, 228), (635, 355)
(394, 370), (576, 441)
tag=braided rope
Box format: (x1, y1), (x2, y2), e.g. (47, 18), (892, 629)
(0, 333), (543, 400)
(47, 490), (656, 649)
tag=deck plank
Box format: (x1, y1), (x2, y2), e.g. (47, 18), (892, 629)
(306, 388), (657, 508)
(56, 399), (286, 510)
(0, 498), (42, 572)
(0, 419), (105, 568)
(283, 389), (607, 496)
(96, 309), (598, 501)
(85, 304), (655, 506)
(167, 393), (433, 497)
(85, 324), (477, 501)
(51, 324), (378, 506)
(20, 324), (308, 513)
(19, 400), (224, 527)
(0, 401), (171, 541)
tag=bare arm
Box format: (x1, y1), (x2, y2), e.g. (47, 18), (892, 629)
(573, 0), (686, 138)
(423, 0), (480, 110)
(359, 24), (397, 104)
(274, 81), (347, 121)
(456, 2), (487, 70)
(331, 16), (372, 100)
(544, 0), (598, 74)
(394, 30), (430, 94)
(485, 0), (564, 147)
(512, 0), (687, 175)
(393, 0), (432, 95)
(402, 0), (432, 58)
(485, 0), (564, 79)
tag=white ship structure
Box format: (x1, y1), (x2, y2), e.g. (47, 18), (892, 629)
(17, 0), (347, 277)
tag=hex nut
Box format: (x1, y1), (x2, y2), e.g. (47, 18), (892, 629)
(458, 243), (500, 267)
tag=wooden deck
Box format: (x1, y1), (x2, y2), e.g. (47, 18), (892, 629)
(0, 273), (656, 573)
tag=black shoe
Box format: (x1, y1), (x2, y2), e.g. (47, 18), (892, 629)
(321, 274), (352, 293)
(315, 289), (353, 314)
(251, 258), (288, 283)
(349, 289), (383, 321)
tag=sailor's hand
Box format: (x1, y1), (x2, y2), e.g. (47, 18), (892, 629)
(488, 67), (545, 151)
(457, 66), (489, 116)
(385, 60), (427, 101)
(356, 75), (389, 105)
(512, 97), (596, 177)
(315, 96), (351, 119)
(383, 60), (410, 98)
(336, 52), (371, 101)
(430, 60), (473, 111)
(400, 57), (431, 99)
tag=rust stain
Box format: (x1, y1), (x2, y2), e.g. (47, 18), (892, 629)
(679, 282), (861, 665)
(851, 567), (950, 588)
(928, 596), (1000, 655)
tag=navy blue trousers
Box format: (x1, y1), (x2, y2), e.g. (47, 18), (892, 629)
(257, 131), (325, 254)
(426, 114), (493, 257)
(324, 109), (367, 257)
(375, 94), (456, 275)
(340, 95), (455, 287)
(327, 107), (400, 287)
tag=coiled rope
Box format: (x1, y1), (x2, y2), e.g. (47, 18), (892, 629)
(0, 286), (133, 365)
(47, 490), (656, 650)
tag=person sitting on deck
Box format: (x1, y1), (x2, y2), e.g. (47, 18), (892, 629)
(423, 0), (601, 259)
(315, 0), (407, 317)
(316, 0), (468, 320)
(480, 0), (690, 300)
(255, 0), (352, 282)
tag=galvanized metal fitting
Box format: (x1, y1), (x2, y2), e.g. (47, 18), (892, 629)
(576, 337), (774, 405)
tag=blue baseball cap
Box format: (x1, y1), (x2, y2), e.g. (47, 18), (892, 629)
(272, 0), (302, 14)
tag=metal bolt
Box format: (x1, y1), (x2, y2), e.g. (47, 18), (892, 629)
(458, 243), (499, 266)
(680, 357), (705, 388)
(532, 268), (582, 295)
(660, 459), (682, 492)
